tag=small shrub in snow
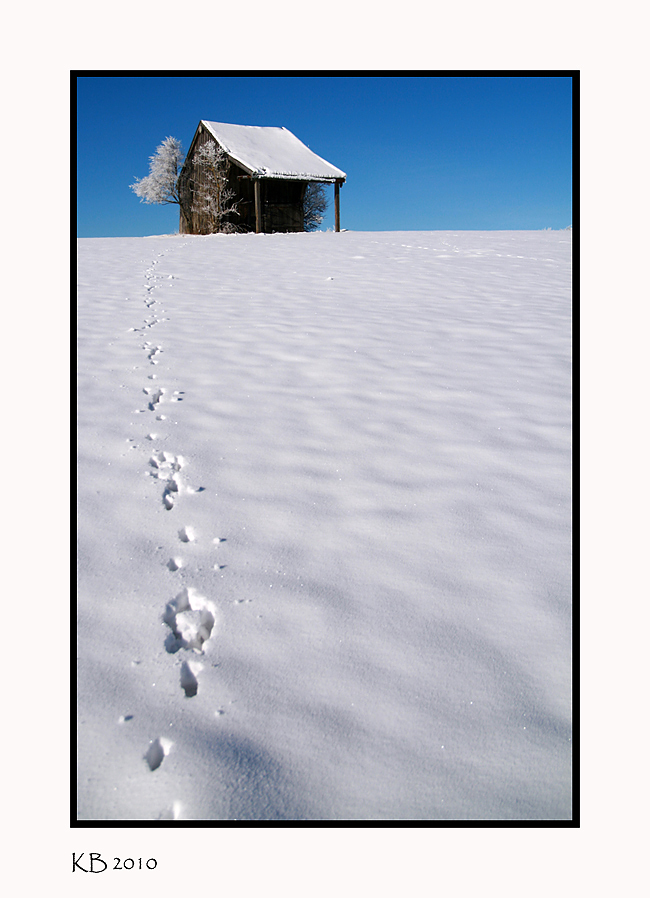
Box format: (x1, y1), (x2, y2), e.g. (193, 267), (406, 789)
(190, 142), (243, 234)
(303, 182), (329, 231)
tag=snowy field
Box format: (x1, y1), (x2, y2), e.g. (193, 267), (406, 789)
(77, 229), (572, 821)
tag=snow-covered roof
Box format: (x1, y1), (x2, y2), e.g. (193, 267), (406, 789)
(200, 121), (346, 182)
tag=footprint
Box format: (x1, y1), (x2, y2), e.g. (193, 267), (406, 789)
(147, 452), (185, 508)
(166, 473), (181, 492)
(150, 451), (184, 473)
(144, 737), (172, 771)
(157, 800), (182, 820)
(178, 525), (195, 543)
(180, 659), (202, 697)
(167, 557), (183, 571)
(143, 387), (165, 410)
(163, 587), (216, 653)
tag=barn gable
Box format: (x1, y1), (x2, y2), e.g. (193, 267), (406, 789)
(178, 121), (346, 235)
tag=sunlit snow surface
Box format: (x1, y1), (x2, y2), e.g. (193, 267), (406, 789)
(77, 230), (572, 821)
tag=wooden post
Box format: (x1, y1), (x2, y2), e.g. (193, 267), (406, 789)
(254, 179), (261, 233)
(334, 180), (341, 232)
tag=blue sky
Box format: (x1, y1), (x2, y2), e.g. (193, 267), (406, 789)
(76, 74), (573, 237)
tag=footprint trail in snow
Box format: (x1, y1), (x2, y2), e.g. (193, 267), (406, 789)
(125, 248), (235, 801)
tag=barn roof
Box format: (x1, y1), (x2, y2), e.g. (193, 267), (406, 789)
(200, 121), (346, 183)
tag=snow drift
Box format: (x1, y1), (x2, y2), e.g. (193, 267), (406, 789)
(77, 229), (572, 821)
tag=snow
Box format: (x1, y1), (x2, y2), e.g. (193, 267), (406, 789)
(77, 229), (572, 821)
(201, 121), (347, 181)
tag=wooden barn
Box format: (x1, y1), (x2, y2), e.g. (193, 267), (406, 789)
(178, 121), (346, 235)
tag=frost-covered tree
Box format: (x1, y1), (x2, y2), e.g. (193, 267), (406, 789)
(303, 182), (329, 231)
(190, 142), (242, 233)
(130, 136), (185, 206)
